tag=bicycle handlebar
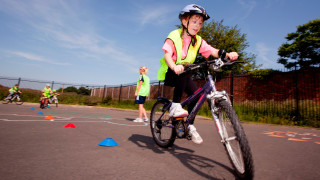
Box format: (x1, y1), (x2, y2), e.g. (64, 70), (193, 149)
(182, 57), (244, 73)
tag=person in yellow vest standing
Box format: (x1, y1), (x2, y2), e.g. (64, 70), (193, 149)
(133, 66), (150, 122)
(157, 4), (239, 144)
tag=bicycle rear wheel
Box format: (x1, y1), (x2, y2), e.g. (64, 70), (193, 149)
(13, 96), (23, 105)
(215, 100), (254, 179)
(150, 101), (176, 148)
(2, 98), (10, 104)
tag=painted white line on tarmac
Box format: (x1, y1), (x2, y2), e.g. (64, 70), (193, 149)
(0, 114), (148, 127)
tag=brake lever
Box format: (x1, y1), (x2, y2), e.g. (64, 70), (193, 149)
(224, 60), (244, 65)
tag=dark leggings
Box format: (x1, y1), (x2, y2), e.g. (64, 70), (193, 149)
(172, 71), (200, 124)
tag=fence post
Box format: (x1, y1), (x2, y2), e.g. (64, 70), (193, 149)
(118, 84), (122, 102)
(17, 77), (21, 86)
(230, 73), (234, 105)
(162, 83), (164, 97)
(128, 86), (130, 99)
(157, 81), (161, 98)
(294, 65), (300, 122)
(102, 85), (106, 101)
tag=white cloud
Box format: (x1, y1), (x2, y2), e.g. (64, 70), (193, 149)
(256, 42), (279, 68)
(0, 0), (138, 66)
(134, 4), (176, 26)
(9, 51), (71, 66)
(236, 0), (257, 20)
(265, 0), (285, 8)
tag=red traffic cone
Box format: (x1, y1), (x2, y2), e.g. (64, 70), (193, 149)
(64, 123), (76, 128)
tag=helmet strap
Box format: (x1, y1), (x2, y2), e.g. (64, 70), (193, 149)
(181, 15), (196, 46)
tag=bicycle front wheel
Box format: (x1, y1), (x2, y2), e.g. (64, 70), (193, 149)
(215, 100), (254, 179)
(13, 96), (23, 105)
(150, 101), (176, 148)
(40, 98), (46, 109)
(14, 100), (23, 105)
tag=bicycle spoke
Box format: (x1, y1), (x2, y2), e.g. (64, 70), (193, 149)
(150, 101), (176, 148)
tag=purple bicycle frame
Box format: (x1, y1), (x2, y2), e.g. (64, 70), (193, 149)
(180, 75), (215, 125)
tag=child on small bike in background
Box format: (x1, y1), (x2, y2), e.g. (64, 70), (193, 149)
(49, 90), (60, 107)
(157, 4), (238, 144)
(6, 84), (22, 101)
(133, 66), (150, 122)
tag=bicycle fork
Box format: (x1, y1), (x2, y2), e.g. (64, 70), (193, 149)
(207, 90), (233, 144)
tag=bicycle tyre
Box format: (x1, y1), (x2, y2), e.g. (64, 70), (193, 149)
(40, 99), (45, 109)
(215, 100), (254, 180)
(2, 97), (10, 104)
(15, 101), (24, 105)
(13, 96), (23, 105)
(150, 101), (176, 148)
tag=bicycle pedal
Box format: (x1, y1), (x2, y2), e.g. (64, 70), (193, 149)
(187, 135), (192, 140)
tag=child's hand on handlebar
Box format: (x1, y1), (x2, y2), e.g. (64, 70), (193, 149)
(226, 52), (239, 61)
(173, 64), (185, 74)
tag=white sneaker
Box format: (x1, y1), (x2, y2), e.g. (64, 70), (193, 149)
(169, 103), (188, 117)
(188, 125), (203, 144)
(143, 118), (149, 122)
(133, 118), (144, 122)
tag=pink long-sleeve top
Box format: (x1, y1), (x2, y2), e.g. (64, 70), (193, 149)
(162, 35), (217, 62)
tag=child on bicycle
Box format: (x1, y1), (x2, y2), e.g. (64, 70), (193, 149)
(41, 84), (53, 100)
(7, 84), (21, 101)
(157, 4), (238, 144)
(133, 66), (150, 122)
(49, 89), (60, 106)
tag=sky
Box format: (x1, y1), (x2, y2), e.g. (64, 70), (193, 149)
(0, 0), (319, 86)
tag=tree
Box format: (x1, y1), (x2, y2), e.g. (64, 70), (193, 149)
(278, 19), (320, 69)
(78, 87), (91, 95)
(197, 19), (259, 74)
(64, 86), (78, 93)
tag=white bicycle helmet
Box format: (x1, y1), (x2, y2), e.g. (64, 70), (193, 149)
(179, 4), (210, 21)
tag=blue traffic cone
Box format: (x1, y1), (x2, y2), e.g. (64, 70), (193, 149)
(37, 112), (44, 115)
(98, 138), (118, 147)
(30, 108), (35, 110)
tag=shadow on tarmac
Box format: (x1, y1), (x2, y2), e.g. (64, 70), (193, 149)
(128, 134), (236, 180)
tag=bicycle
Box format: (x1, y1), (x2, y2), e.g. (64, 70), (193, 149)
(2, 93), (23, 105)
(150, 53), (254, 179)
(49, 94), (59, 107)
(40, 97), (50, 109)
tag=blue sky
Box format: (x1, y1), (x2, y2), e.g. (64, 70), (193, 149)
(0, 0), (319, 85)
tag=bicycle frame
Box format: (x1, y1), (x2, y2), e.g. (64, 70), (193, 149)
(49, 95), (58, 103)
(180, 72), (214, 125)
(157, 69), (232, 139)
(9, 94), (20, 102)
(156, 58), (237, 128)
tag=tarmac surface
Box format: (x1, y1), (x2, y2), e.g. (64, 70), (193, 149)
(0, 103), (319, 180)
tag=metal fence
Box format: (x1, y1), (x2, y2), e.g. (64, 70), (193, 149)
(1, 68), (319, 125)
(91, 68), (320, 124)
(0, 76), (105, 92)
